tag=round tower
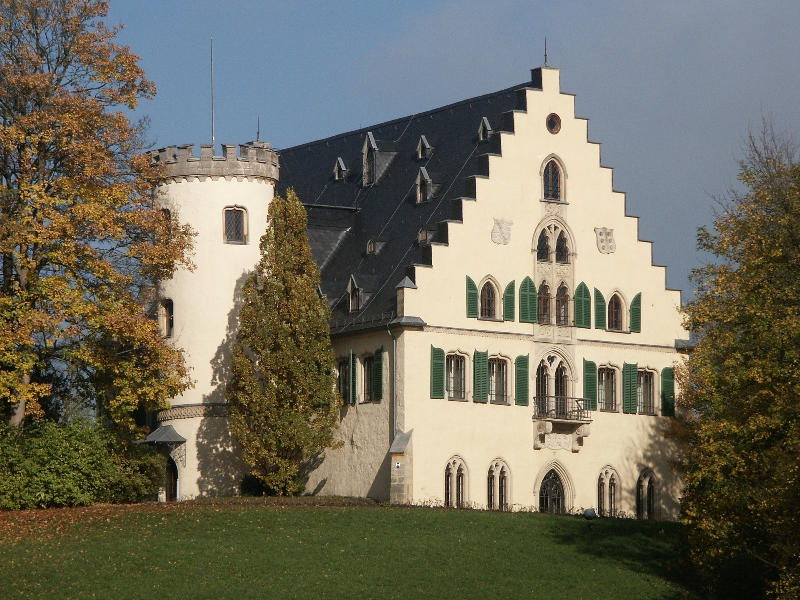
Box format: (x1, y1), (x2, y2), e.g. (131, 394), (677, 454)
(151, 142), (278, 500)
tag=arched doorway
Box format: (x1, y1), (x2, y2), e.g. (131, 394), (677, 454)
(166, 457), (179, 502)
(539, 469), (564, 514)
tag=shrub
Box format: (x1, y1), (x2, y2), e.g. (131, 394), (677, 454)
(0, 421), (164, 509)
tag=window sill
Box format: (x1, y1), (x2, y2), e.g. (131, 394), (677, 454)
(599, 408), (618, 413)
(447, 396), (468, 402)
(541, 198), (568, 205)
(223, 240), (248, 245)
(478, 316), (503, 323)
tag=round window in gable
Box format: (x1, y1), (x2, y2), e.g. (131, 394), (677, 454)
(546, 113), (561, 134)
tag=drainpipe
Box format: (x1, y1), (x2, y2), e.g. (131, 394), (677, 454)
(387, 322), (398, 440)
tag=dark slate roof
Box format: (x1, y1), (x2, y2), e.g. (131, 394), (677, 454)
(278, 73), (541, 335)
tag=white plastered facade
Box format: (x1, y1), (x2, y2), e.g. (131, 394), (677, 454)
(309, 68), (686, 518)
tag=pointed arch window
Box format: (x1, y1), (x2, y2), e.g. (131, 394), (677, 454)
(555, 231), (569, 263)
(555, 362), (569, 417)
(487, 460), (510, 511)
(536, 230), (550, 261)
(543, 160), (561, 201)
(556, 284), (569, 326)
(637, 471), (658, 519)
(608, 294), (623, 331)
(535, 361), (549, 416)
(480, 282), (497, 319)
(445, 457), (468, 508)
(539, 469), (564, 514)
(537, 282), (550, 324)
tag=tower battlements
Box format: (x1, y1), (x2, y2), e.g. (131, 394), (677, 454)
(151, 141), (279, 181)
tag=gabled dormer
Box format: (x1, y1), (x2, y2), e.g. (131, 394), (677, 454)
(333, 156), (347, 181)
(416, 135), (433, 160)
(347, 275), (361, 312)
(362, 132), (378, 186)
(416, 167), (433, 204)
(361, 131), (397, 187)
(478, 116), (493, 142)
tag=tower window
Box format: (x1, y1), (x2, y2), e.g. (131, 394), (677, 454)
(223, 207), (247, 244)
(160, 299), (174, 338)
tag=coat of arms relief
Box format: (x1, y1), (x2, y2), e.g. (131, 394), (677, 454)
(595, 227), (616, 253)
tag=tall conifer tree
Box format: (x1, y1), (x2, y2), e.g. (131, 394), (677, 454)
(226, 189), (340, 495)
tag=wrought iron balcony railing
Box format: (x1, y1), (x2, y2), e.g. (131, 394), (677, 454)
(532, 396), (592, 422)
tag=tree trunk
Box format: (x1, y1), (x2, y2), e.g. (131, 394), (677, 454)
(8, 373), (29, 427)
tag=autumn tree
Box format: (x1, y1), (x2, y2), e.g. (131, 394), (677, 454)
(0, 1), (193, 433)
(226, 189), (341, 495)
(678, 123), (800, 598)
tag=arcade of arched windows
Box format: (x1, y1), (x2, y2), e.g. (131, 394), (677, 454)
(441, 457), (661, 518)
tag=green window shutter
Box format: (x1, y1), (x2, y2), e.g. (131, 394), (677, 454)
(515, 355), (529, 406)
(430, 346), (445, 399)
(503, 281), (515, 321)
(661, 367), (675, 416)
(348, 350), (357, 405)
(473, 350), (488, 403)
(623, 362), (638, 414)
(630, 292), (641, 333)
(466, 276), (478, 318)
(583, 359), (597, 410)
(574, 282), (590, 328)
(373, 348), (383, 401)
(520, 277), (536, 323)
(594, 289), (606, 330)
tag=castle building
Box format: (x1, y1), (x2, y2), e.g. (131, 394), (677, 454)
(151, 66), (687, 517)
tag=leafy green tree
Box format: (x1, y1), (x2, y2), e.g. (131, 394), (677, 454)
(226, 189), (341, 495)
(678, 123), (800, 599)
(0, 0), (193, 431)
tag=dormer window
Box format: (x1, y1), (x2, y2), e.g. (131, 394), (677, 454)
(416, 135), (432, 160)
(347, 276), (361, 312)
(223, 206), (247, 244)
(366, 239), (376, 255)
(416, 167), (432, 203)
(417, 228), (428, 244)
(478, 117), (493, 141)
(363, 132), (378, 187)
(333, 157), (347, 181)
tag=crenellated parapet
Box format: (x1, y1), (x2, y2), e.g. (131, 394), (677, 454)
(151, 141), (279, 182)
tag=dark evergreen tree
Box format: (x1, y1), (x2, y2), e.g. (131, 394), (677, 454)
(226, 189), (340, 495)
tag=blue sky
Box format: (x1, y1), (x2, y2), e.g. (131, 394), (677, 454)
(110, 1), (800, 300)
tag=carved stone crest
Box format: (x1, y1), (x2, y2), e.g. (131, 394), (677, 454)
(491, 218), (513, 245)
(595, 227), (616, 253)
(545, 433), (573, 451)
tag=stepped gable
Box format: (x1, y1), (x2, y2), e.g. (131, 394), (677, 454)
(278, 79), (538, 333)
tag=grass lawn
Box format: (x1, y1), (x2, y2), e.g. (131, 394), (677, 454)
(0, 498), (693, 599)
